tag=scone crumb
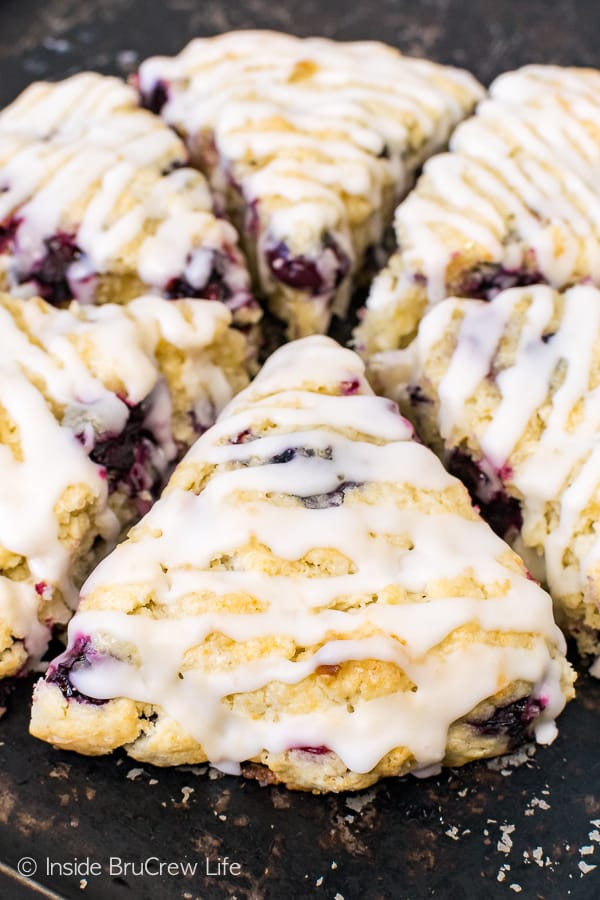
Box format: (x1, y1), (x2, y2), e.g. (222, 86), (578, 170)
(498, 824), (516, 855)
(181, 786), (194, 806)
(497, 863), (510, 882)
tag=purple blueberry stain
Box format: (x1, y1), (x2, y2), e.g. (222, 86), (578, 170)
(290, 745), (332, 755)
(340, 378), (360, 396)
(497, 462), (515, 483)
(468, 695), (545, 749)
(46, 634), (107, 705)
(447, 449), (523, 541)
(229, 428), (256, 445)
(34, 581), (53, 601)
(270, 447), (300, 465)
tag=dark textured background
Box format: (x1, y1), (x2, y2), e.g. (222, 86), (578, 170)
(1, 0), (600, 103)
(0, 2), (600, 898)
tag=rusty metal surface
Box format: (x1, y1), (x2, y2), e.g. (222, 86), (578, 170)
(0, 2), (599, 897)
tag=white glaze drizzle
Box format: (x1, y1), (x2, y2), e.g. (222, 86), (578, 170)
(138, 32), (483, 263)
(411, 283), (600, 604)
(64, 336), (568, 774)
(365, 64), (600, 322)
(0, 73), (250, 304)
(0, 293), (239, 668)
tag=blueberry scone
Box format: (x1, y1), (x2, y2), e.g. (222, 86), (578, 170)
(137, 31), (483, 338)
(372, 283), (600, 671)
(357, 65), (600, 353)
(30, 336), (574, 792)
(0, 73), (260, 331)
(0, 291), (249, 686)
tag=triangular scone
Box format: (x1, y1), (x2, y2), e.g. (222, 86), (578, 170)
(137, 32), (483, 338)
(372, 283), (600, 672)
(0, 292), (249, 685)
(356, 65), (600, 353)
(0, 73), (260, 332)
(31, 336), (574, 792)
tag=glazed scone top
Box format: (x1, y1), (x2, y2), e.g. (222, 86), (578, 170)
(397, 283), (600, 602)
(0, 73), (250, 304)
(0, 73), (185, 155)
(138, 31), (483, 248)
(65, 336), (568, 775)
(368, 64), (600, 314)
(0, 293), (236, 659)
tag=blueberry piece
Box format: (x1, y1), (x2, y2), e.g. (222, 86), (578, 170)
(266, 242), (322, 293)
(266, 233), (350, 296)
(46, 635), (107, 705)
(18, 233), (82, 305)
(458, 264), (545, 301)
(0, 216), (20, 254)
(270, 447), (298, 465)
(267, 446), (332, 465)
(139, 78), (170, 115)
(447, 450), (523, 540)
(468, 695), (544, 749)
(89, 401), (161, 498)
(300, 480), (361, 509)
(164, 250), (233, 303)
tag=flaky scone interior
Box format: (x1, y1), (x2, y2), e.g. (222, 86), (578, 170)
(31, 336), (574, 792)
